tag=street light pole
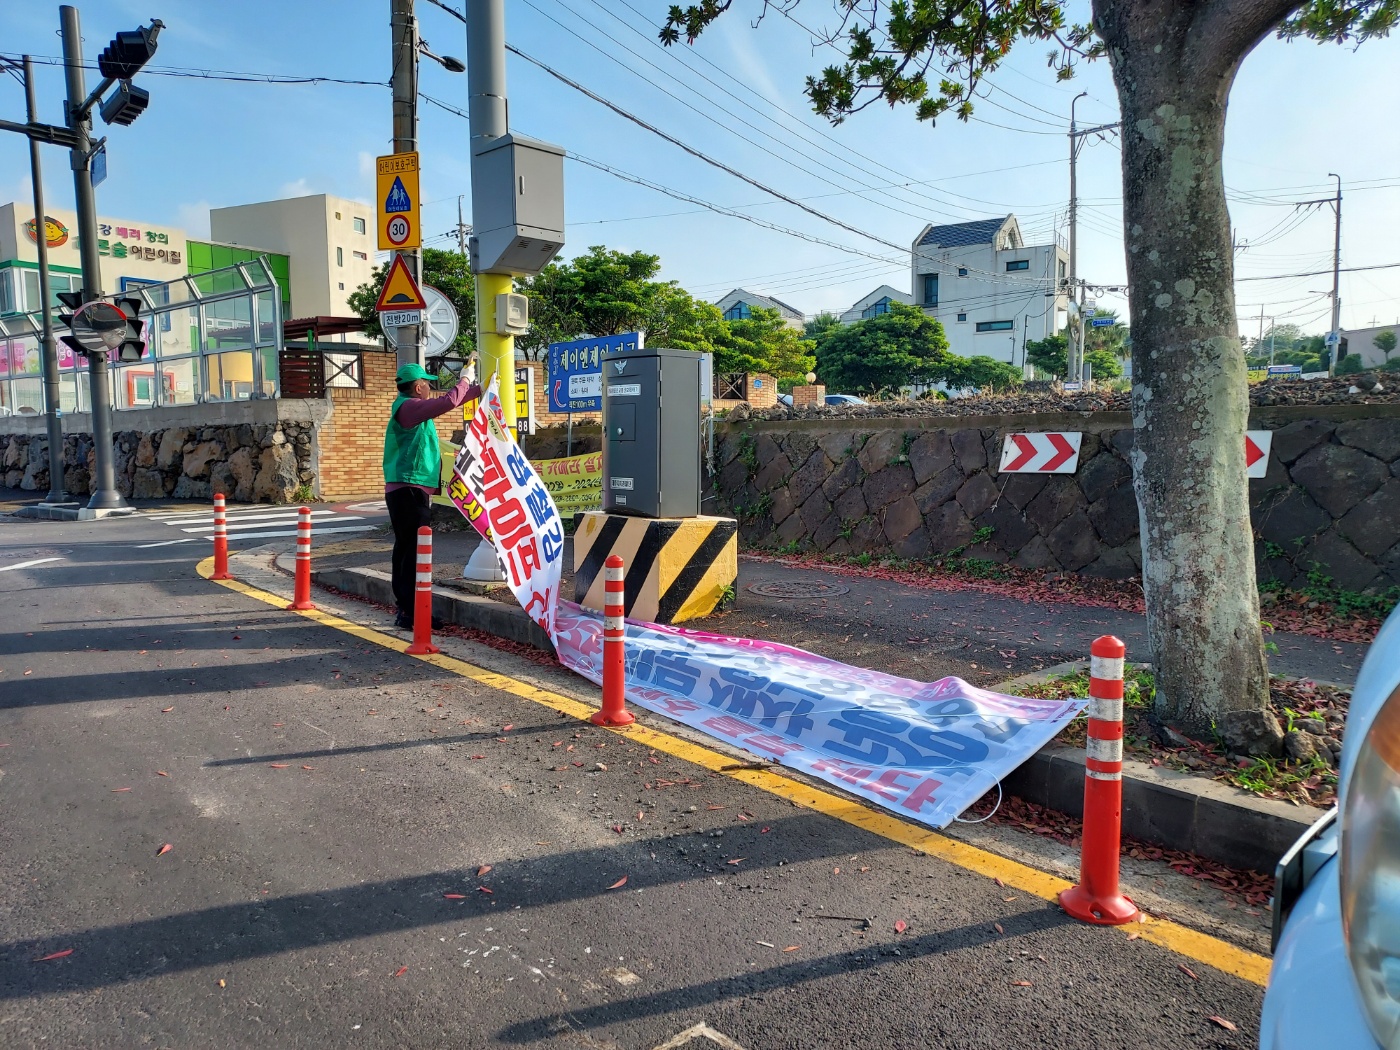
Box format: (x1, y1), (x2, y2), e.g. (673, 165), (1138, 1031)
(22, 56), (67, 505)
(389, 0), (423, 369)
(1067, 92), (1085, 384)
(61, 4), (128, 512)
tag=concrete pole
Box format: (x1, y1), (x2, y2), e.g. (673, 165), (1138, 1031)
(390, 0), (423, 369)
(24, 56), (67, 504)
(462, 0), (512, 584)
(61, 5), (128, 511)
(1327, 173), (1342, 376)
(466, 0), (514, 429)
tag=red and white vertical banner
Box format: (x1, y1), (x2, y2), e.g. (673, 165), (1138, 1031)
(452, 375), (564, 641)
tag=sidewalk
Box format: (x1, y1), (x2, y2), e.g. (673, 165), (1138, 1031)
(309, 522), (1369, 688)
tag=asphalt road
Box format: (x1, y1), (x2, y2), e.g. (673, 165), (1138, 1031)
(0, 508), (1265, 1049)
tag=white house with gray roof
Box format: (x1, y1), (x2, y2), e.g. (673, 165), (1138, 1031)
(910, 215), (1069, 363)
(714, 288), (806, 331)
(839, 284), (915, 324)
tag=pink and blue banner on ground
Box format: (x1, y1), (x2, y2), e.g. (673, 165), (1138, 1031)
(551, 602), (1085, 829)
(450, 378), (1084, 828)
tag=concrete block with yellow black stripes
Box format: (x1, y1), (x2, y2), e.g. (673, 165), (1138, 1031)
(573, 511), (738, 625)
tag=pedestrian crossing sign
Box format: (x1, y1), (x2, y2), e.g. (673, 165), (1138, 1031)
(376, 151), (420, 250)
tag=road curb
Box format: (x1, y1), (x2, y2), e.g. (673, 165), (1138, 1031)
(995, 661), (1315, 873)
(311, 564), (555, 653)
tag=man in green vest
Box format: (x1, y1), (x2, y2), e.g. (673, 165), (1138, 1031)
(384, 363), (480, 630)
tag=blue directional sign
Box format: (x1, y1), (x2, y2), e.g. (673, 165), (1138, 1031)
(547, 332), (643, 412)
(1090, 317), (1116, 327)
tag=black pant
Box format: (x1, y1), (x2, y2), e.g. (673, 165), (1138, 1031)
(386, 486), (432, 616)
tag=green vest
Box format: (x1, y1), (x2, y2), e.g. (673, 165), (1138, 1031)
(383, 393), (442, 487)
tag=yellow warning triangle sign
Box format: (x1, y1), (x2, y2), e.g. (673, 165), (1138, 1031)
(374, 254), (427, 312)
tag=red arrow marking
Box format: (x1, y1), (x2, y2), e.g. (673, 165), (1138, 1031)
(1042, 433), (1076, 471)
(1245, 436), (1264, 468)
(1004, 434), (1038, 471)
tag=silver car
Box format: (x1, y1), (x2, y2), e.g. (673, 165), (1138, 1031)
(1261, 604), (1400, 1048)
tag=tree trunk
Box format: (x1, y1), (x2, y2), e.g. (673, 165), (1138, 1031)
(1094, 0), (1283, 753)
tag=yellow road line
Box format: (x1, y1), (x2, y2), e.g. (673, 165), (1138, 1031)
(197, 556), (1272, 987)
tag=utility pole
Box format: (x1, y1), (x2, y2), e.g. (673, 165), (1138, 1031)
(390, 0), (423, 369)
(1327, 173), (1343, 375)
(1066, 97), (1120, 385)
(456, 194), (469, 264)
(21, 56), (67, 505)
(61, 5), (128, 512)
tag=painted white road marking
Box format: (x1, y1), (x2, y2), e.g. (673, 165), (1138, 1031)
(160, 509), (341, 526)
(180, 515), (363, 534)
(203, 525), (376, 541)
(650, 1024), (750, 1050)
(0, 556), (63, 573)
(135, 537), (203, 549)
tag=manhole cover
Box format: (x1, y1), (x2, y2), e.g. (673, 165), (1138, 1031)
(0, 548), (69, 560)
(745, 579), (850, 599)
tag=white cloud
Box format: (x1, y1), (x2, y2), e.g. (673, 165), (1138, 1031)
(358, 151), (375, 182)
(175, 200), (212, 239)
(279, 178), (314, 199)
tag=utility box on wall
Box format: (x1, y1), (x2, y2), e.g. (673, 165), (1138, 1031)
(603, 345), (701, 518)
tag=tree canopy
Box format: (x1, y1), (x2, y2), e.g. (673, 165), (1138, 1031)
(713, 306), (816, 382)
(814, 301), (949, 394)
(1024, 333), (1121, 380)
(943, 355), (1023, 393)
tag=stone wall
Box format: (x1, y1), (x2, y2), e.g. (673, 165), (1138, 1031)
(714, 407), (1400, 593)
(0, 398), (329, 504)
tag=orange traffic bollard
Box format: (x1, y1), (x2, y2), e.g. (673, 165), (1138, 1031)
(286, 507), (316, 611)
(210, 493), (232, 580)
(1059, 634), (1140, 925)
(591, 554), (634, 727)
(405, 526), (440, 655)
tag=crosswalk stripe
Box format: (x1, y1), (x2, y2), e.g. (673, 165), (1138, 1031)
(200, 524), (377, 542)
(179, 515), (363, 535)
(160, 509), (341, 526)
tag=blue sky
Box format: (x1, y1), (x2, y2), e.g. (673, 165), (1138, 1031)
(2, 0), (1397, 334)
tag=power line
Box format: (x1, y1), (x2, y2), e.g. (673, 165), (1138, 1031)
(0, 52), (384, 86)
(1236, 262), (1400, 282)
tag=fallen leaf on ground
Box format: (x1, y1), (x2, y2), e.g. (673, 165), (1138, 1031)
(477, 865), (492, 876)
(1126, 931), (1141, 940)
(1011, 980), (1033, 987)
(443, 893), (466, 900)
(273, 723), (284, 727)
(161, 706), (174, 713)
(502, 724), (514, 731)
(1208, 1016), (1238, 1032)
(727, 858), (744, 865)
(471, 755), (486, 760)
(392, 966), (407, 978)
(858, 866), (871, 873)
(23, 670), (33, 676)
(707, 804), (725, 810)
(756, 940), (775, 948)
(994, 923), (1004, 934)
(1178, 963), (1199, 980)
(894, 920), (907, 933)
(112, 787), (131, 792)
(269, 763), (289, 769)
(612, 825), (623, 834)
(782, 945), (799, 952)
(761, 827), (770, 833)
(595, 762), (607, 771)
(156, 844), (173, 856)
(1002, 896), (1018, 902)
(607, 876), (628, 889)
(156, 771), (169, 777)
(994, 877), (1005, 887)
(477, 886), (493, 894)
(302, 765), (314, 771)
(833, 867), (841, 875)
(219, 978), (226, 987)
(33, 949), (73, 962)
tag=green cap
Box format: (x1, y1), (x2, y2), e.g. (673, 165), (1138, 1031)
(395, 363), (432, 387)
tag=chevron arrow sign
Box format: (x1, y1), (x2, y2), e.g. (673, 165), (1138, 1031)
(998, 432), (1083, 474)
(1245, 430), (1273, 479)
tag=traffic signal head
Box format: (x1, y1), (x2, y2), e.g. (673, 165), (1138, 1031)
(113, 297), (146, 362)
(100, 81), (150, 127)
(97, 21), (163, 81)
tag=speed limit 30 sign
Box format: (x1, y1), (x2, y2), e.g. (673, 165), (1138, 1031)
(376, 151), (421, 250)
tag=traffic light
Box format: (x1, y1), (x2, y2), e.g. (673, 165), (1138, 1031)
(97, 21), (163, 81)
(99, 81), (150, 127)
(113, 297), (146, 362)
(55, 290), (87, 360)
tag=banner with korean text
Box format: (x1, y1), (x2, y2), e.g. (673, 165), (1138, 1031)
(550, 603), (1085, 829)
(451, 376), (564, 638)
(537, 451), (604, 515)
